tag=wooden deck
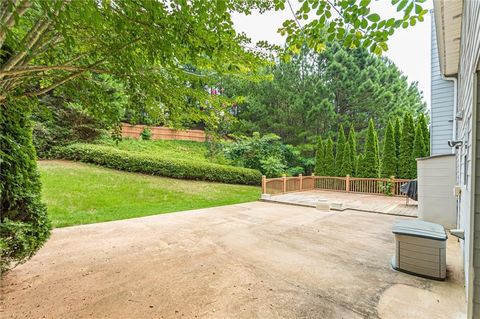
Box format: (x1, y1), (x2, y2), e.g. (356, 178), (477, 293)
(261, 190), (417, 217)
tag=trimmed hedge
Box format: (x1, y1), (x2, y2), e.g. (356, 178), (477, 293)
(55, 143), (262, 185)
(1, 101), (51, 274)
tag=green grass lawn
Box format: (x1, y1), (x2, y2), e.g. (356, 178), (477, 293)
(39, 160), (260, 228)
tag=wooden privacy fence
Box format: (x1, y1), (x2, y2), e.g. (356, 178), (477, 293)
(121, 123), (206, 142)
(262, 174), (412, 197)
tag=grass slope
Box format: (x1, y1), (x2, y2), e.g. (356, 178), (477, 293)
(40, 160), (260, 228)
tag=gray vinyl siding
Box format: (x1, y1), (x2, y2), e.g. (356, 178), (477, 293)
(430, 13), (454, 155)
(459, 0), (480, 316)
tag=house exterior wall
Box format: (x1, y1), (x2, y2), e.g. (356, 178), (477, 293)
(430, 12), (455, 155)
(417, 154), (456, 228)
(455, 1), (480, 317)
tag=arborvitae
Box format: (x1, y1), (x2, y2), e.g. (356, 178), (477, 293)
(418, 113), (430, 156)
(394, 117), (402, 159)
(361, 119), (379, 177)
(314, 139), (325, 176)
(1, 102), (51, 272)
(339, 142), (353, 176)
(374, 131), (380, 172)
(335, 124), (346, 176)
(324, 138), (335, 176)
(380, 121), (397, 178)
(398, 112), (416, 179)
(347, 124), (357, 175)
(356, 154), (363, 176)
(412, 123), (426, 177)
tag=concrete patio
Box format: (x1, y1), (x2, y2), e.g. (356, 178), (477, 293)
(261, 190), (418, 217)
(0, 201), (464, 318)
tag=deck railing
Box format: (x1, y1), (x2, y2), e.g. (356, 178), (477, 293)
(262, 174), (412, 197)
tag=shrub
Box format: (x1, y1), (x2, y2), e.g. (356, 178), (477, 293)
(286, 166), (305, 176)
(140, 127), (152, 141)
(260, 156), (286, 178)
(1, 100), (51, 274)
(222, 132), (306, 176)
(55, 143), (262, 185)
(32, 99), (107, 158)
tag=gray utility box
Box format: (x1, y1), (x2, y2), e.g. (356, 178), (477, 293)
(391, 220), (447, 280)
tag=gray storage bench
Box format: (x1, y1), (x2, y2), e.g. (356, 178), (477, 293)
(391, 220), (447, 280)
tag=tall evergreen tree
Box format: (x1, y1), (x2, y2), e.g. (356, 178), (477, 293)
(324, 138), (335, 176)
(380, 121), (397, 178)
(335, 124), (346, 176)
(356, 154), (363, 177)
(418, 113), (430, 156)
(339, 143), (353, 176)
(412, 123), (426, 177)
(347, 124), (357, 175)
(374, 131), (380, 173)
(394, 117), (402, 159)
(398, 112), (416, 179)
(359, 119), (379, 177)
(314, 139), (325, 176)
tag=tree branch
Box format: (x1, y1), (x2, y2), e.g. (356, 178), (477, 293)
(0, 65), (108, 77)
(0, 0), (31, 49)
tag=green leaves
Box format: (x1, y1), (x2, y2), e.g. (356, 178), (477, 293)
(280, 0), (426, 57)
(367, 13), (380, 22)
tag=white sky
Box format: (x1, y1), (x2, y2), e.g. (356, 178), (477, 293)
(232, 1), (433, 109)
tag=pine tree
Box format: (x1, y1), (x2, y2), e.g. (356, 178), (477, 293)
(347, 124), (357, 175)
(380, 121), (397, 178)
(412, 123), (426, 178)
(335, 124), (346, 176)
(324, 138), (335, 176)
(314, 139), (325, 175)
(398, 112), (415, 179)
(418, 113), (430, 156)
(339, 142), (353, 176)
(360, 119), (379, 177)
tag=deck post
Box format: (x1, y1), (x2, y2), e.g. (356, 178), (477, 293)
(261, 175), (266, 194)
(311, 173), (315, 189)
(390, 176), (395, 195)
(299, 174), (303, 191)
(346, 175), (350, 192)
(282, 174), (287, 193)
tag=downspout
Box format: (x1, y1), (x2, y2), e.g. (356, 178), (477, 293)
(441, 75), (458, 153)
(442, 76), (460, 231)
